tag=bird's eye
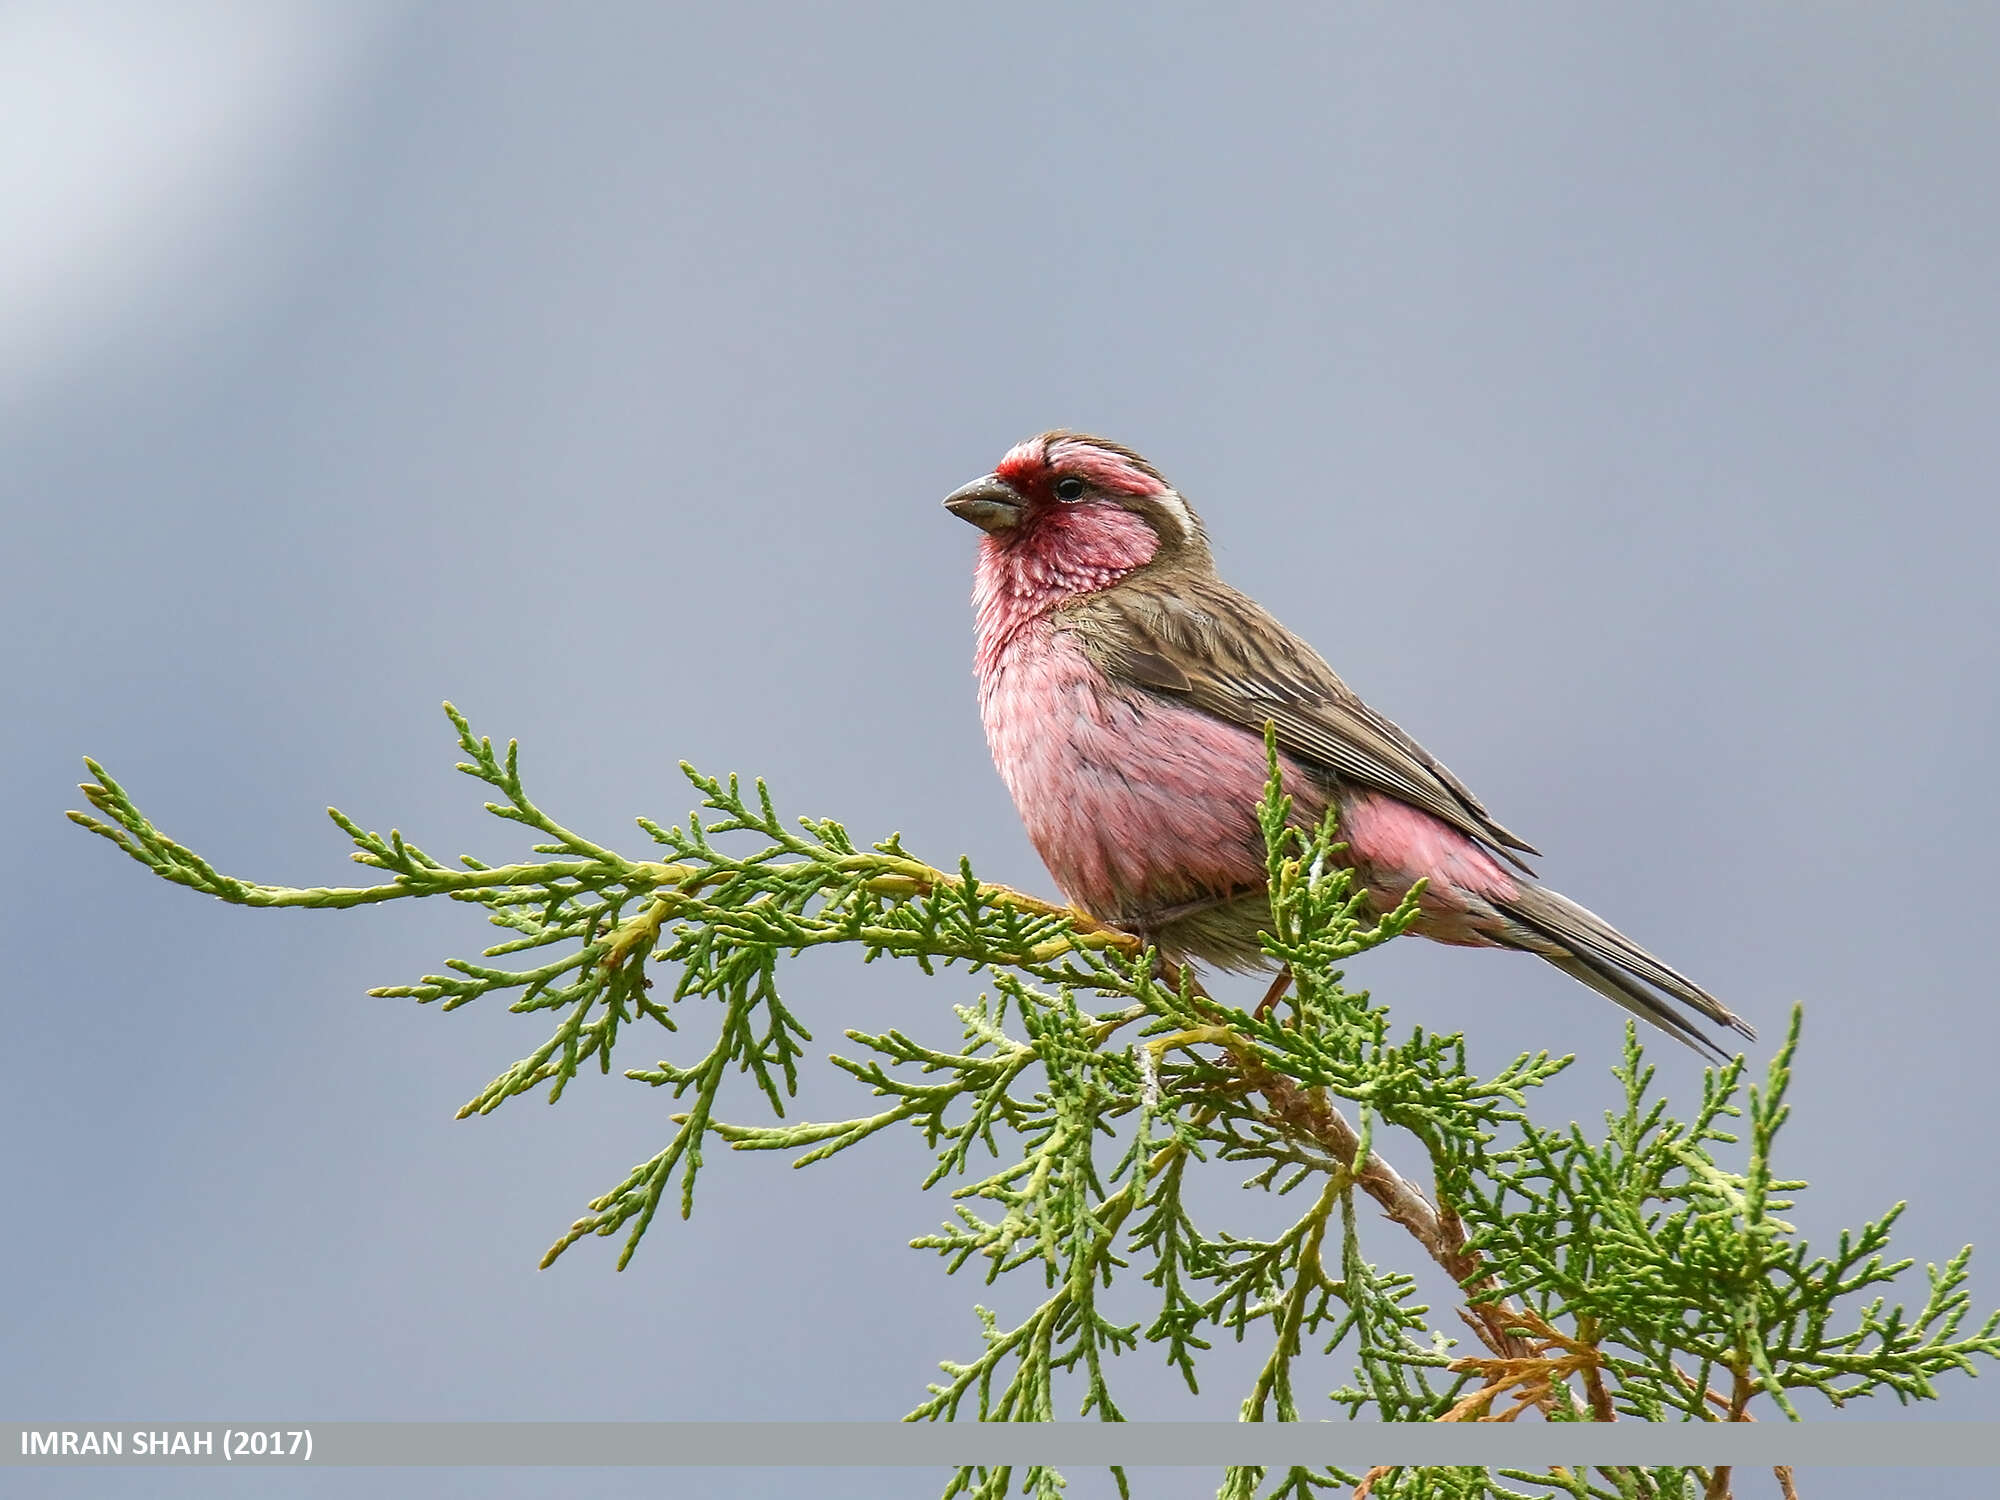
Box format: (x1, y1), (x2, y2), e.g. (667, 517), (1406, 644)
(1053, 476), (1087, 501)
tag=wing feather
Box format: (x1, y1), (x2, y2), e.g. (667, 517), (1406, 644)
(1064, 577), (1540, 870)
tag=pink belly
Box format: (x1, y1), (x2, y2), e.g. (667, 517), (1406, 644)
(979, 627), (1326, 919)
(979, 625), (1522, 948)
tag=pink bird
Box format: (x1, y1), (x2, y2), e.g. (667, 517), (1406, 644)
(945, 431), (1753, 1061)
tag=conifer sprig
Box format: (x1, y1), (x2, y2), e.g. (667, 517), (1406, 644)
(70, 705), (2000, 1500)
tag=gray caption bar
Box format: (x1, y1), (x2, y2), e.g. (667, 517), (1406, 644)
(6, 1422), (1992, 1468)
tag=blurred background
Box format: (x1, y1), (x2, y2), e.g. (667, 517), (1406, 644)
(5, 3), (1997, 1497)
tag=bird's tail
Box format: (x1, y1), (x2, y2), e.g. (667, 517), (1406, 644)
(1493, 883), (1755, 1064)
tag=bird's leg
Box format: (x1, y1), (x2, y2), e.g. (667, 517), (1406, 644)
(1115, 881), (1262, 938)
(1252, 967), (1293, 1020)
(1118, 890), (1236, 930)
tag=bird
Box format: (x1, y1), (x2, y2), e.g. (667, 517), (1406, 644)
(943, 430), (1753, 1062)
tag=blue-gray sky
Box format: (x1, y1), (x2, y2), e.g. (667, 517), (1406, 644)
(6, 4), (1998, 1497)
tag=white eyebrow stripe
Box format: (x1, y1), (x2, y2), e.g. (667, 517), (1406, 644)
(1153, 492), (1194, 540)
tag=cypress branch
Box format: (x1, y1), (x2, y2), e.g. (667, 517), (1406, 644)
(70, 705), (2000, 1500)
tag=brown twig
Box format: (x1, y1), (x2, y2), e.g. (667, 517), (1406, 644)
(1577, 1316), (1618, 1422)
(1696, 1372), (1764, 1500)
(1227, 1048), (1540, 1365)
(1253, 966), (1294, 1019)
(1120, 938), (1573, 1413)
(1672, 1364), (1739, 1418)
(1440, 1306), (1610, 1421)
(1727, 1365), (1756, 1422)
(1775, 1466), (1799, 1500)
(1151, 958), (1530, 1357)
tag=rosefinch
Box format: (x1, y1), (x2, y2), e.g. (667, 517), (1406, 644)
(945, 431), (1753, 1061)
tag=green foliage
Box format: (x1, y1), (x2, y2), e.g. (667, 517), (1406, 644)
(72, 706), (2000, 1500)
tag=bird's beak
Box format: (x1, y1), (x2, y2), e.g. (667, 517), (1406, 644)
(942, 474), (1024, 532)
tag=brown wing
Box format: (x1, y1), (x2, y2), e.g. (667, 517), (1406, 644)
(1064, 575), (1541, 871)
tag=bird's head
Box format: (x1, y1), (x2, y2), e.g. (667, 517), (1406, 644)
(943, 432), (1210, 589)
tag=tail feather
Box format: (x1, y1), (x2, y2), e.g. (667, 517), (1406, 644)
(1496, 884), (1754, 1062)
(1543, 952), (1733, 1064)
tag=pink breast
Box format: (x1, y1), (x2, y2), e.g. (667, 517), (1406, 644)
(979, 624), (1327, 919)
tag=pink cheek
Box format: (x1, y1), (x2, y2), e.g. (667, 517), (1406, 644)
(1051, 504), (1160, 572)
